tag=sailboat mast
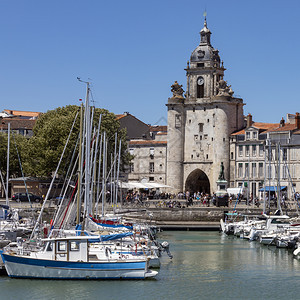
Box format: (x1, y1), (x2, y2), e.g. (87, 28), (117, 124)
(113, 133), (117, 211)
(268, 139), (271, 209)
(92, 115), (102, 217)
(115, 138), (122, 208)
(277, 143), (282, 214)
(84, 82), (92, 217)
(6, 123), (10, 207)
(101, 132), (107, 217)
(76, 102), (83, 225)
(263, 144), (267, 213)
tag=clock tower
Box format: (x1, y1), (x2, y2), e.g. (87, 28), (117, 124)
(166, 17), (245, 194)
(186, 17), (225, 100)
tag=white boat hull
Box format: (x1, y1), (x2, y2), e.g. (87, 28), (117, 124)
(2, 254), (157, 279)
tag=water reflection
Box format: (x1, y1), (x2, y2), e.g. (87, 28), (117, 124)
(1, 231), (300, 299)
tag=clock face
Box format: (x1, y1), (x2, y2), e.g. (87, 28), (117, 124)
(197, 77), (204, 85)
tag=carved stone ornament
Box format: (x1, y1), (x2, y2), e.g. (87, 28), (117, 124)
(197, 50), (205, 59)
(216, 79), (234, 97)
(171, 81), (185, 98)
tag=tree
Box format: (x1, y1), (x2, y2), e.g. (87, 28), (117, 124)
(23, 105), (130, 177)
(0, 132), (28, 179)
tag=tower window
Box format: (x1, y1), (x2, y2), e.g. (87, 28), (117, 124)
(197, 76), (204, 98)
(129, 163), (134, 173)
(193, 107), (195, 112)
(198, 123), (204, 132)
(149, 162), (154, 173)
(197, 84), (204, 98)
(175, 114), (181, 128)
(197, 63), (204, 67)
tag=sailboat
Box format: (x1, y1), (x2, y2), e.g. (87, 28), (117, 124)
(1, 81), (158, 279)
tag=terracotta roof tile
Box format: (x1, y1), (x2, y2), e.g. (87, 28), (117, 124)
(232, 122), (279, 135)
(0, 118), (36, 130)
(115, 114), (125, 120)
(3, 109), (41, 118)
(149, 125), (167, 132)
(267, 124), (297, 132)
(129, 140), (167, 146)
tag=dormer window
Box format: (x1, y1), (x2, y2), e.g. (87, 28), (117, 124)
(253, 131), (257, 139)
(246, 131), (250, 140)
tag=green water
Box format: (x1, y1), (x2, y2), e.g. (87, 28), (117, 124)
(1, 231), (300, 300)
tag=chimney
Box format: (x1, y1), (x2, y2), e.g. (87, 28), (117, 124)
(280, 117), (285, 127)
(296, 112), (300, 129)
(246, 113), (253, 128)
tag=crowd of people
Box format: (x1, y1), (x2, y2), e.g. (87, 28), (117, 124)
(122, 189), (300, 209)
(123, 190), (217, 207)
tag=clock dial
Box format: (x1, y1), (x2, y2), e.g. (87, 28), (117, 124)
(197, 77), (204, 85)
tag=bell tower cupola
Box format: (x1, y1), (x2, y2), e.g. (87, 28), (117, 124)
(186, 16), (225, 100)
(200, 17), (211, 45)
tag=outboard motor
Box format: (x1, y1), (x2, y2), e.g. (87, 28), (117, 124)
(160, 241), (173, 259)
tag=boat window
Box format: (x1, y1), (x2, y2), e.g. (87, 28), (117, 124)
(271, 219), (290, 224)
(46, 242), (53, 252)
(70, 241), (80, 251)
(57, 241), (67, 252)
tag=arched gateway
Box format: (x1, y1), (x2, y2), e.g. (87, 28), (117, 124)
(185, 169), (210, 194)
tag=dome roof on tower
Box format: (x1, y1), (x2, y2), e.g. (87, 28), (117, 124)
(190, 44), (216, 62)
(190, 17), (220, 63)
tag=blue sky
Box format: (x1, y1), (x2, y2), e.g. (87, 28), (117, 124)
(1, 0), (299, 125)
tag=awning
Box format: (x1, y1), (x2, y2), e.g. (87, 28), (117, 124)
(259, 186), (287, 192)
(118, 181), (172, 189)
(142, 182), (172, 188)
(227, 187), (244, 195)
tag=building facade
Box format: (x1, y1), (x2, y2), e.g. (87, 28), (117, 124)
(166, 18), (244, 194)
(230, 113), (300, 199)
(120, 20), (300, 200)
(127, 126), (167, 184)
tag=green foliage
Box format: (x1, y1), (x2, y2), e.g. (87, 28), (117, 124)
(0, 132), (28, 178)
(21, 105), (129, 177)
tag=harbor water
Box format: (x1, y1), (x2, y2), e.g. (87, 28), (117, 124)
(1, 230), (300, 300)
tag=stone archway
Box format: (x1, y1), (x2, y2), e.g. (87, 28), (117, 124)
(185, 169), (210, 194)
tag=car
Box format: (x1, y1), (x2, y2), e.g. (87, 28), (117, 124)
(12, 192), (43, 203)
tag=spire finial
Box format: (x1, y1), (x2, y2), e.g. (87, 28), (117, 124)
(203, 10), (207, 27)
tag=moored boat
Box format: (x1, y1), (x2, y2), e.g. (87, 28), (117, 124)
(1, 234), (157, 279)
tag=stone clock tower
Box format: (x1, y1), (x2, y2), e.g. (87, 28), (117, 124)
(166, 17), (245, 194)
